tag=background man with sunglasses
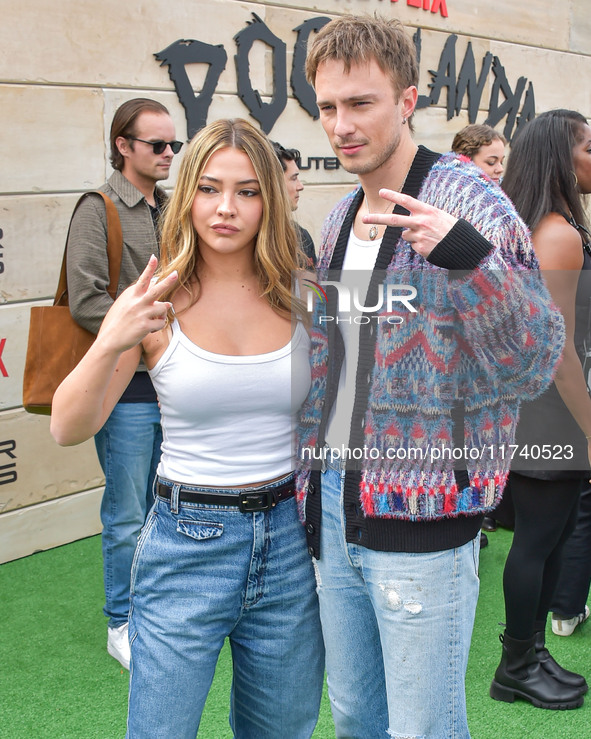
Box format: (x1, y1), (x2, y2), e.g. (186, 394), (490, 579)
(66, 97), (181, 670)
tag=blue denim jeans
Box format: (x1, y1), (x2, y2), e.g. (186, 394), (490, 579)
(94, 401), (162, 628)
(316, 464), (480, 739)
(126, 474), (324, 739)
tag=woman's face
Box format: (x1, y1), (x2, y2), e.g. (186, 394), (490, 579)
(572, 123), (591, 195)
(191, 147), (264, 260)
(471, 138), (506, 183)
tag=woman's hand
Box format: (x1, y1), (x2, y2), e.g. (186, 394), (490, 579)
(97, 255), (177, 353)
(51, 257), (177, 446)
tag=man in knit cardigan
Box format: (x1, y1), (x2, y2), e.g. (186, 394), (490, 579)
(297, 16), (565, 737)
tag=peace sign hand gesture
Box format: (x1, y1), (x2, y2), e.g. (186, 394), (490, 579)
(97, 255), (178, 354)
(362, 188), (458, 259)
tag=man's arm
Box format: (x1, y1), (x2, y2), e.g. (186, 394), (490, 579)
(365, 172), (565, 400)
(66, 194), (115, 335)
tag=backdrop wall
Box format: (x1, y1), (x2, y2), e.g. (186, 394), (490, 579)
(1, 0), (589, 561)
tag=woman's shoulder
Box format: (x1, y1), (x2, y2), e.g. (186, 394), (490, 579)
(536, 211), (580, 244)
(533, 212), (583, 270)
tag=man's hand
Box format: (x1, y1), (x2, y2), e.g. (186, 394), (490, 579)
(362, 188), (457, 259)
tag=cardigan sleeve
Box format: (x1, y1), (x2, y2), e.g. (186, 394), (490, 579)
(420, 155), (565, 400)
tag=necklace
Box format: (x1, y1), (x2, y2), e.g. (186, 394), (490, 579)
(362, 152), (415, 240)
(365, 197), (392, 240)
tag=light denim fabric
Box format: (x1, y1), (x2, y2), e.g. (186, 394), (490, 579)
(126, 475), (325, 739)
(94, 401), (162, 628)
(316, 463), (480, 739)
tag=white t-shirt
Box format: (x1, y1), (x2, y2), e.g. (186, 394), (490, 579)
(325, 229), (381, 449)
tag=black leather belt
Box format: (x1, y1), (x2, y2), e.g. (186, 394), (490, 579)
(156, 478), (295, 513)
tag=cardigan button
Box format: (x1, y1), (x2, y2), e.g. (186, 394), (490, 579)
(308, 483), (316, 495)
(306, 523), (315, 535)
(308, 546), (316, 557)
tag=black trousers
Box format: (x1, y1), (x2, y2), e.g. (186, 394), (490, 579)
(551, 482), (591, 619)
(503, 472), (582, 640)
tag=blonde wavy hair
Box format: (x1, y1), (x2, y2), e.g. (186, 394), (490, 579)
(157, 118), (303, 318)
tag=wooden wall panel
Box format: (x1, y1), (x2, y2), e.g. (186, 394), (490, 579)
(0, 409), (103, 513)
(0, 0), (250, 92)
(0, 86), (106, 194)
(417, 0), (569, 49)
(570, 3), (591, 55)
(1, 0), (589, 560)
(0, 194), (79, 303)
(0, 303), (38, 412)
(253, 0), (570, 50)
(0, 488), (102, 563)
(488, 41), (591, 115)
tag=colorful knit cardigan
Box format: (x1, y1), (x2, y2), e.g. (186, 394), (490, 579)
(296, 152), (565, 523)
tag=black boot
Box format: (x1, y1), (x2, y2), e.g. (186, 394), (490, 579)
(534, 631), (588, 694)
(490, 632), (584, 709)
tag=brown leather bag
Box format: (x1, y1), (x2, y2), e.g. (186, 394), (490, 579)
(22, 191), (122, 414)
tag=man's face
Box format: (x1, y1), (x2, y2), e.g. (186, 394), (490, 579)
(118, 111), (177, 184)
(284, 159), (304, 210)
(314, 58), (409, 176)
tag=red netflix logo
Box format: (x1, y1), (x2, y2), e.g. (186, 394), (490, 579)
(391, 0), (449, 17)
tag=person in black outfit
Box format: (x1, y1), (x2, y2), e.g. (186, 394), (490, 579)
(551, 482), (591, 635)
(491, 109), (591, 709)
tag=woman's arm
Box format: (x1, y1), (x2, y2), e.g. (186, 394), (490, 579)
(50, 256), (177, 446)
(533, 214), (591, 459)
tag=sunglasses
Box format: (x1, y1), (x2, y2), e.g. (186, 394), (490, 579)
(127, 137), (183, 155)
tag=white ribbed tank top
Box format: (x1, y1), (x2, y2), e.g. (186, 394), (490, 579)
(149, 318), (311, 486)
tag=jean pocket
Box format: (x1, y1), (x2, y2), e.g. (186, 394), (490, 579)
(130, 509), (159, 595)
(177, 518), (223, 541)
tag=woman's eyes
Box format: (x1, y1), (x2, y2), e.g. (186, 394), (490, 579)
(198, 186), (259, 197)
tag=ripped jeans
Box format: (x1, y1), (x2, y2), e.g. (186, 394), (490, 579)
(315, 463), (480, 739)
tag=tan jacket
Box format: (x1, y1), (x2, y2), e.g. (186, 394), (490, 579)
(66, 170), (166, 335)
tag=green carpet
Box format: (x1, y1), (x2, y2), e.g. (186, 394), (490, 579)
(0, 529), (589, 738)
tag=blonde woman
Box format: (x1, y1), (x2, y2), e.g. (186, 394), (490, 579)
(50, 119), (324, 738)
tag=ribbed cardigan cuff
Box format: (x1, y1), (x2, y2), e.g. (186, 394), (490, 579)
(427, 218), (493, 272)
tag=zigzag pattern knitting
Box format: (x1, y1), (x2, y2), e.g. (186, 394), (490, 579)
(296, 153), (565, 523)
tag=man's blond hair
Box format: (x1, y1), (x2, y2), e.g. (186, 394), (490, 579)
(305, 15), (419, 100)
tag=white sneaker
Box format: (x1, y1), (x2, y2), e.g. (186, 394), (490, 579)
(107, 622), (130, 669)
(551, 605), (590, 637)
